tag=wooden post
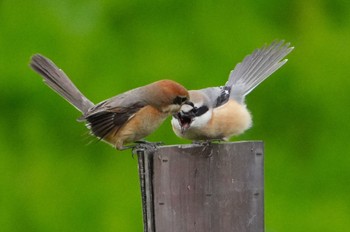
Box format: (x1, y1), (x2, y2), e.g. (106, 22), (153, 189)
(137, 141), (264, 232)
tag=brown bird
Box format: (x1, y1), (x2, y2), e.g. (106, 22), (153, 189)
(30, 54), (189, 150)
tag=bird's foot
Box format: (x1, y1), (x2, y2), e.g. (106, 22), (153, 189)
(192, 139), (223, 146)
(134, 140), (164, 146)
(131, 141), (164, 157)
(192, 139), (224, 156)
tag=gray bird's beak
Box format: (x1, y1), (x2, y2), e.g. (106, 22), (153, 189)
(174, 110), (195, 134)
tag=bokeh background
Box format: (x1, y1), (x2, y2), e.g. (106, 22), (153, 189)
(1, 0), (349, 231)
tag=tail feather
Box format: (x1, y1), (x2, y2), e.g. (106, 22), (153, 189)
(30, 54), (94, 113)
(227, 41), (294, 103)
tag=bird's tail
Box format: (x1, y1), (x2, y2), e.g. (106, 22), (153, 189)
(227, 40), (294, 103)
(30, 54), (94, 113)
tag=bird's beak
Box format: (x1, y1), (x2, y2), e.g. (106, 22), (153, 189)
(172, 100), (195, 134)
(174, 110), (194, 134)
(183, 100), (194, 107)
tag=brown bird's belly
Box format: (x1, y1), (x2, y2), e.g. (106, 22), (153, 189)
(105, 106), (168, 149)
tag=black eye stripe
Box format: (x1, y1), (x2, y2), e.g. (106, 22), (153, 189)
(187, 101), (194, 107)
(173, 96), (188, 105)
(194, 106), (209, 116)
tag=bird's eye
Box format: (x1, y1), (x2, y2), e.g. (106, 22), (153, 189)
(173, 96), (188, 105)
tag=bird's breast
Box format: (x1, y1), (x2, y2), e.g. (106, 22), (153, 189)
(205, 100), (252, 139)
(175, 100), (252, 140)
(105, 105), (168, 148)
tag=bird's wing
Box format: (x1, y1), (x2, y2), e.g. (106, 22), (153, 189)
(81, 87), (148, 140)
(200, 86), (231, 108)
(84, 102), (146, 140)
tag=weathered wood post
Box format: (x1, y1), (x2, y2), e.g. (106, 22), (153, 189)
(137, 141), (264, 232)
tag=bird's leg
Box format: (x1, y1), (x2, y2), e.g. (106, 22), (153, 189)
(192, 140), (204, 145)
(130, 140), (164, 157)
(134, 140), (164, 146)
(208, 138), (225, 143)
(116, 144), (136, 151)
(192, 139), (223, 146)
(115, 140), (164, 151)
(192, 139), (224, 155)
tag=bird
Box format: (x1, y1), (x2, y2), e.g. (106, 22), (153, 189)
(30, 54), (190, 150)
(171, 40), (293, 141)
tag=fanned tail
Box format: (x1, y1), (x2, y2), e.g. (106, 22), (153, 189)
(227, 40), (294, 103)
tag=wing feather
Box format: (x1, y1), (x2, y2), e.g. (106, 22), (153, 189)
(85, 103), (144, 139)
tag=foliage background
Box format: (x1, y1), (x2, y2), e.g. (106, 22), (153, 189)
(1, 0), (349, 231)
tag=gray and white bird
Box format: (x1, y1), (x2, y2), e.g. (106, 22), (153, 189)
(171, 40), (293, 141)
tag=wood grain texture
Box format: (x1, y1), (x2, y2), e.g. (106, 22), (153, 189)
(137, 141), (264, 232)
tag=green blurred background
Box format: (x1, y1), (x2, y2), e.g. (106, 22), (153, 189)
(1, 0), (349, 231)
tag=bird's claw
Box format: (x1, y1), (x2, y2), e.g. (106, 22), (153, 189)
(134, 140), (164, 146)
(192, 139), (223, 146)
(131, 141), (163, 157)
(192, 139), (223, 155)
